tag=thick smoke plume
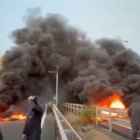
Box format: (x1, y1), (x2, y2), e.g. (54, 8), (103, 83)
(0, 8), (140, 112)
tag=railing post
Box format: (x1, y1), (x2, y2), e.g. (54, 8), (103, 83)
(109, 108), (112, 132)
(96, 106), (99, 126)
(72, 104), (74, 113)
(73, 105), (75, 114)
(66, 104), (67, 111)
(69, 104), (71, 112)
(79, 105), (82, 114)
(74, 105), (76, 114)
(67, 104), (68, 111)
(76, 105), (78, 115)
(69, 104), (70, 112)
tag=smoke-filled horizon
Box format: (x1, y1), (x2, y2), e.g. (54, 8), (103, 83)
(0, 9), (140, 112)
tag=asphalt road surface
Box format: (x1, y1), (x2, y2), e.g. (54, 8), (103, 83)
(0, 106), (57, 140)
(41, 112), (56, 140)
(0, 120), (24, 140)
(1, 115), (130, 140)
(0, 116), (56, 140)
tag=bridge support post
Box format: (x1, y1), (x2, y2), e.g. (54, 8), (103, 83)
(109, 109), (112, 133)
(76, 105), (79, 115)
(96, 106), (99, 126)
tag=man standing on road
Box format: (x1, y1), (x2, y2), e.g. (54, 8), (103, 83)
(128, 97), (140, 140)
(22, 96), (43, 140)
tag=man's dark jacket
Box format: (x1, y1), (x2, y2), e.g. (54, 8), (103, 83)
(0, 129), (3, 140)
(128, 102), (140, 126)
(23, 103), (43, 136)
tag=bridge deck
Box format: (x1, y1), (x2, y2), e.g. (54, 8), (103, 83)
(42, 106), (56, 140)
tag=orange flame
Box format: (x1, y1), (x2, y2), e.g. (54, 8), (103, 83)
(0, 113), (26, 121)
(97, 93), (125, 109)
(94, 92), (127, 121)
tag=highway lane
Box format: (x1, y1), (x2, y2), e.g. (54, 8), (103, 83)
(0, 117), (56, 140)
(0, 106), (58, 140)
(0, 120), (24, 140)
(0, 106), (57, 140)
(0, 116), (56, 140)
(0, 116), (131, 140)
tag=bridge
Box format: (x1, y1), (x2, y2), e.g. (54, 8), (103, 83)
(0, 103), (131, 140)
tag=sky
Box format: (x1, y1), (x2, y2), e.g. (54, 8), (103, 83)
(0, 0), (140, 54)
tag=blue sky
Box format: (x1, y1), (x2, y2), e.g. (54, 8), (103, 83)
(0, 0), (140, 54)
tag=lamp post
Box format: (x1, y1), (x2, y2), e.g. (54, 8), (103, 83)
(48, 65), (59, 106)
(123, 40), (128, 45)
(124, 40), (128, 43)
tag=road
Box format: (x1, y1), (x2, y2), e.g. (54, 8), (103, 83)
(41, 111), (56, 140)
(0, 106), (58, 140)
(0, 120), (24, 140)
(0, 115), (130, 140)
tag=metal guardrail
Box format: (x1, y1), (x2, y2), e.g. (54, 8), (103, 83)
(63, 103), (85, 115)
(41, 104), (48, 129)
(96, 106), (131, 132)
(63, 103), (131, 133)
(52, 104), (82, 140)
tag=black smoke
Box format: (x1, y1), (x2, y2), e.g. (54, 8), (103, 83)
(0, 8), (140, 112)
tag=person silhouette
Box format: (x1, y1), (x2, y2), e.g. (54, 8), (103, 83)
(128, 97), (140, 140)
(22, 96), (43, 140)
(0, 129), (3, 140)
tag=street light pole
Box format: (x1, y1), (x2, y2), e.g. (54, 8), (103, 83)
(55, 65), (59, 107)
(48, 65), (59, 107)
(124, 40), (128, 43)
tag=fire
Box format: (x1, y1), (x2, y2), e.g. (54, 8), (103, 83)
(97, 93), (125, 109)
(110, 98), (125, 109)
(0, 113), (26, 121)
(95, 92), (127, 121)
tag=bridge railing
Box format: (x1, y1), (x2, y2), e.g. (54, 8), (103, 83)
(63, 103), (85, 115)
(63, 103), (131, 132)
(52, 104), (82, 140)
(41, 104), (48, 129)
(96, 106), (131, 132)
